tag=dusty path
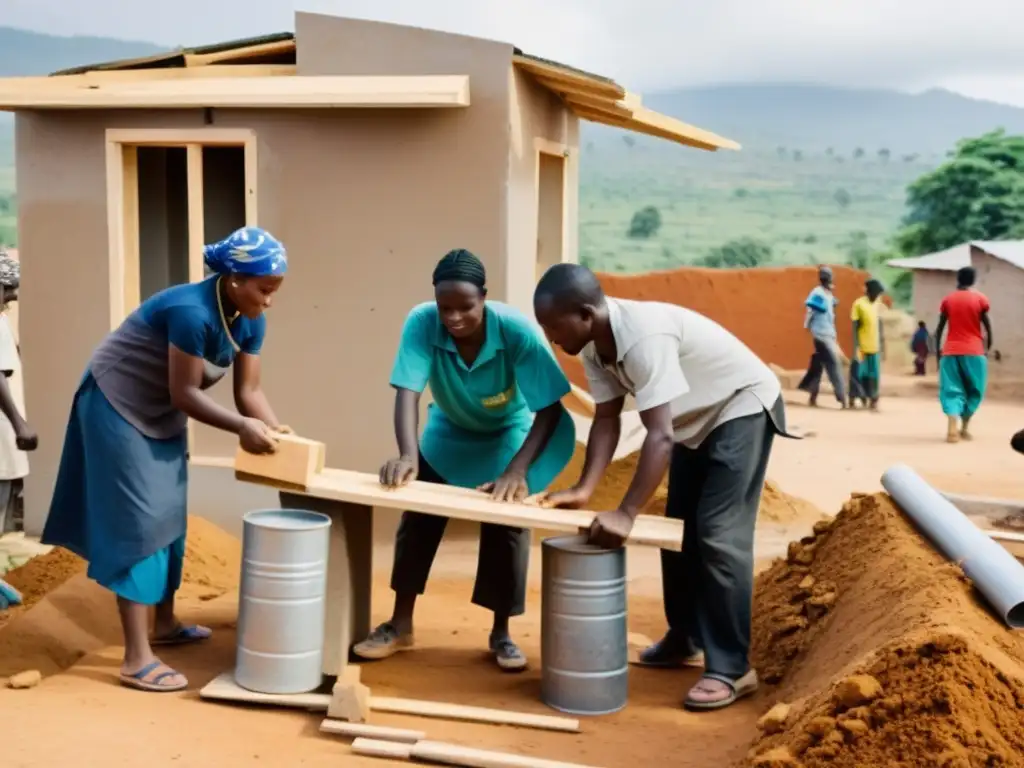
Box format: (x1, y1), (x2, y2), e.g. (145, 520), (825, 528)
(2, 394), (1022, 768)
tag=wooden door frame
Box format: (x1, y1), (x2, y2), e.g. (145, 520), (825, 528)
(104, 127), (258, 456)
(104, 127), (259, 329)
(533, 137), (569, 281)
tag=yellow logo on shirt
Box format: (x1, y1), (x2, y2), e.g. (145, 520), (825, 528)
(481, 385), (515, 408)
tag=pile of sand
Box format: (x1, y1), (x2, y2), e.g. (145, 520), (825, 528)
(744, 493), (1024, 767)
(548, 444), (819, 524)
(0, 515), (242, 677)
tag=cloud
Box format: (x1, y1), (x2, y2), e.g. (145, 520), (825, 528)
(5, 0), (1024, 103)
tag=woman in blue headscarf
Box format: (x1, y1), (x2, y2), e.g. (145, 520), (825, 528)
(42, 226), (289, 693)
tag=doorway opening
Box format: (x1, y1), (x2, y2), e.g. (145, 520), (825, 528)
(106, 128), (257, 327)
(134, 144), (248, 302)
(106, 129), (258, 457)
(536, 151), (566, 282)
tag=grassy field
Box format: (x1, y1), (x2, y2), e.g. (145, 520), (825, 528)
(577, 140), (928, 273)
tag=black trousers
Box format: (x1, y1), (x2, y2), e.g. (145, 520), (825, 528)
(661, 410), (775, 679)
(798, 337), (846, 403)
(390, 455), (530, 617)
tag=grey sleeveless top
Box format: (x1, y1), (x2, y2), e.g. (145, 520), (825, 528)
(90, 313), (228, 440)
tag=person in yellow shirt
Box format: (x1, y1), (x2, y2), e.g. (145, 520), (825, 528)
(850, 279), (885, 410)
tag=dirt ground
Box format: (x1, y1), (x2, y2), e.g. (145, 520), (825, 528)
(1, 392), (1023, 767)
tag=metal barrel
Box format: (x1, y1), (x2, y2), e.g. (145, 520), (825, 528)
(541, 534), (628, 716)
(235, 509), (331, 694)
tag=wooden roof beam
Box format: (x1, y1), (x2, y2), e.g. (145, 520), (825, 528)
(184, 38), (297, 67)
(513, 55), (625, 99)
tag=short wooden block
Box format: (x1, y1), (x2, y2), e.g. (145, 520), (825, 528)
(234, 432), (326, 488)
(327, 665), (370, 722)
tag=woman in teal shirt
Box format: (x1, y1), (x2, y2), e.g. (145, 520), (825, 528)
(353, 249), (575, 672)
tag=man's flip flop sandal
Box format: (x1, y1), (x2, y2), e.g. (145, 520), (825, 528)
(151, 624), (212, 646)
(120, 661), (188, 693)
(684, 670), (759, 711)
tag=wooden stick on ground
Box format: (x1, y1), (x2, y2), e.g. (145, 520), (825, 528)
(319, 719), (425, 743)
(352, 738), (604, 768)
(200, 672), (581, 733)
(369, 696), (580, 733)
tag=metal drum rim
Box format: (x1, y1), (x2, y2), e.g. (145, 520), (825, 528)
(542, 533), (620, 555)
(242, 508), (332, 531)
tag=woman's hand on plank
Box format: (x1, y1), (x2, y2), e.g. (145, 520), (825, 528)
(380, 455), (418, 489)
(478, 469), (529, 503)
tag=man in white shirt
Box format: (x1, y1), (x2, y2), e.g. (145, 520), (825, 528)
(0, 251), (36, 607)
(533, 263), (791, 712)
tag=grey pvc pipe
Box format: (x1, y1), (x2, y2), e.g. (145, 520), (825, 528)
(881, 463), (1024, 628)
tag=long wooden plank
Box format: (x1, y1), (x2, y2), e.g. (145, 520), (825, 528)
(200, 673), (581, 733)
(305, 469), (683, 551)
(0, 75), (471, 110)
(369, 696), (579, 733)
(943, 491), (1024, 519)
(320, 719), (425, 743)
(189, 458), (682, 550)
(352, 738), (602, 768)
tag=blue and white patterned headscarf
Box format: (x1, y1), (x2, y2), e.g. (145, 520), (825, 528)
(203, 226), (288, 277)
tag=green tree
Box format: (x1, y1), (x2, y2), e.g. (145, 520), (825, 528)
(627, 205), (662, 239)
(777, 146), (787, 158)
(698, 237), (773, 268)
(834, 188), (852, 208)
(733, 187), (749, 199)
(792, 150), (803, 162)
(853, 147), (865, 160)
(878, 148), (890, 162)
(841, 231), (872, 269)
(895, 129), (1024, 256)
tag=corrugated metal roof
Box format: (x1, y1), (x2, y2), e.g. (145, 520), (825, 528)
(887, 240), (1024, 272)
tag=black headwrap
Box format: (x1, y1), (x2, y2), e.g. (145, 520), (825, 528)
(432, 249), (486, 289)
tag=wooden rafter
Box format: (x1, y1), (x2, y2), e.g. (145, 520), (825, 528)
(513, 55), (625, 99)
(183, 38), (298, 67)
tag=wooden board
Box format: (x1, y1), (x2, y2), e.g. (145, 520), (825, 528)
(200, 672), (580, 733)
(369, 696), (579, 733)
(353, 738), (602, 768)
(234, 433), (326, 488)
(320, 719), (425, 743)
(943, 491), (1024, 520)
(304, 469), (682, 551)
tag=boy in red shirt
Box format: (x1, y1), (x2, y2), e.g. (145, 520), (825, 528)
(935, 267), (993, 443)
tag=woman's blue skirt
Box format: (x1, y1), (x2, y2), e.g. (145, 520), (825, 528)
(41, 373), (188, 605)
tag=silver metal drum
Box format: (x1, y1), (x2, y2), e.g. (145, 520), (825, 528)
(541, 534), (628, 716)
(235, 509), (331, 694)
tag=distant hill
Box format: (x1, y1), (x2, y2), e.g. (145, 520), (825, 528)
(633, 83), (1024, 155)
(2, 26), (1024, 272)
(0, 26), (163, 77)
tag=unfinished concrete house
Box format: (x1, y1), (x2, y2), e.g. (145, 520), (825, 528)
(0, 12), (738, 536)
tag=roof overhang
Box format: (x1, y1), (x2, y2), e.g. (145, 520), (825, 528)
(0, 75), (471, 110)
(513, 54), (739, 152)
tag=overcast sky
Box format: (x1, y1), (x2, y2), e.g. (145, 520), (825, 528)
(7, 0), (1024, 106)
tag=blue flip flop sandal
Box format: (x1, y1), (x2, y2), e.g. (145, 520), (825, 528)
(151, 624), (212, 646)
(120, 661), (188, 693)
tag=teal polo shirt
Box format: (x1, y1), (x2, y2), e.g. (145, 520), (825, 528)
(390, 301), (576, 491)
